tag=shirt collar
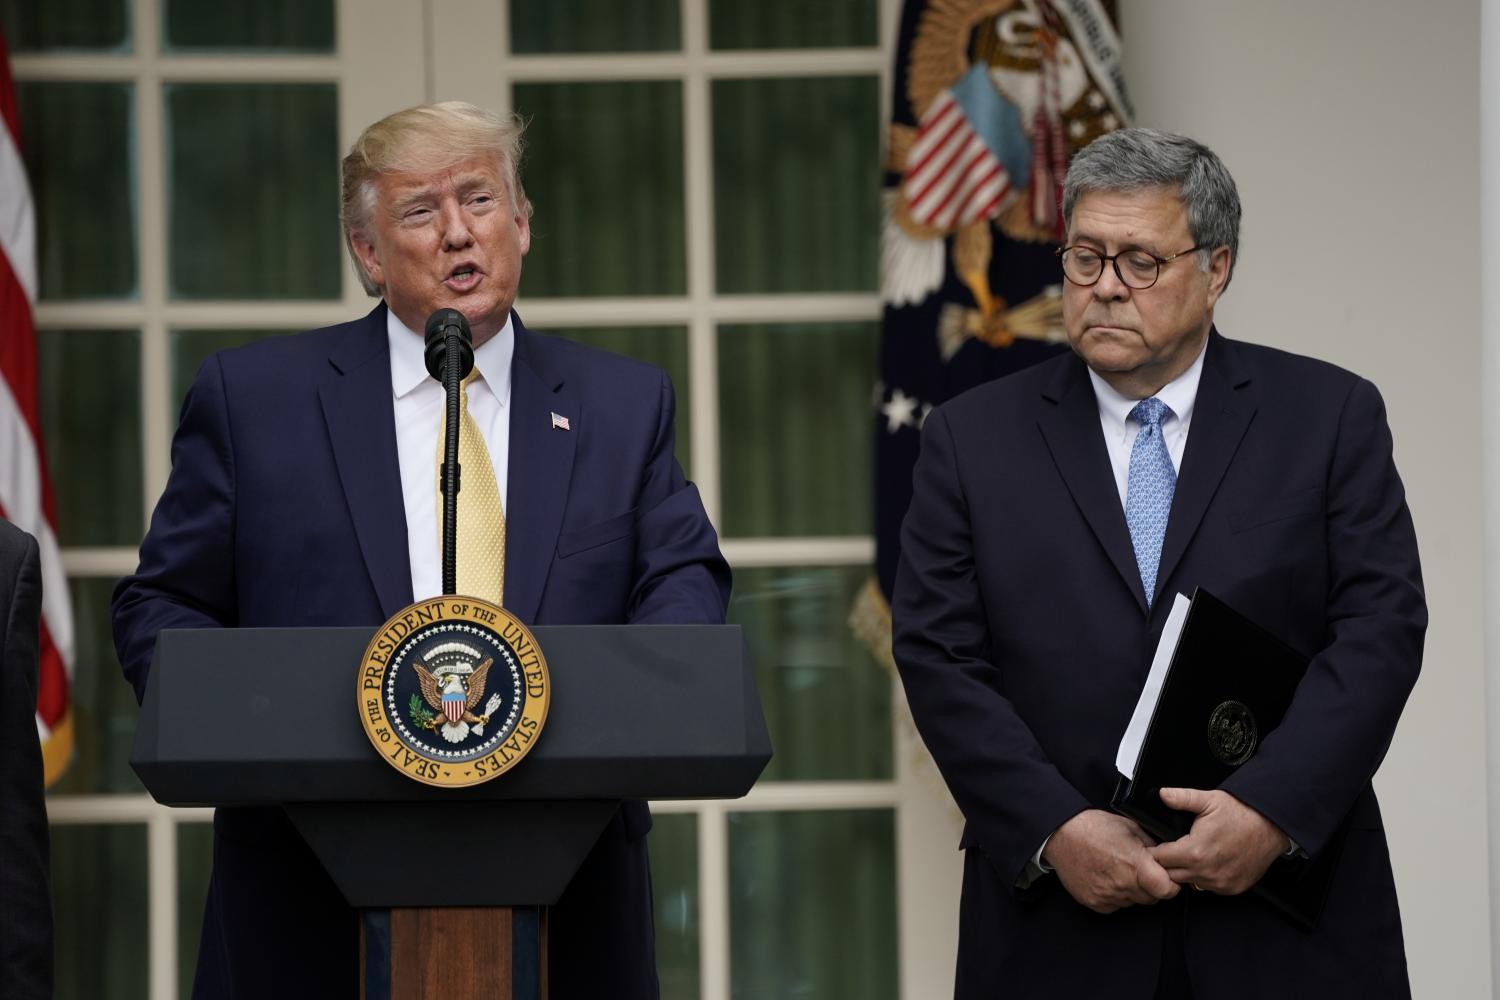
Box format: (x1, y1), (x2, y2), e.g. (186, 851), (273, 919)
(1086, 336), (1207, 428)
(387, 308), (515, 407)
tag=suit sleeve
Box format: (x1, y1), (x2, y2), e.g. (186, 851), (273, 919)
(624, 370), (730, 625)
(892, 407), (1090, 885)
(0, 530), (54, 999)
(1221, 377), (1426, 856)
(111, 355), (239, 703)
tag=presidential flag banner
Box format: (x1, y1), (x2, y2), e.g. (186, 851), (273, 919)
(0, 26), (75, 785)
(855, 0), (1128, 656)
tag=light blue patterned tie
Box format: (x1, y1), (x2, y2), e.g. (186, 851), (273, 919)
(1125, 397), (1175, 608)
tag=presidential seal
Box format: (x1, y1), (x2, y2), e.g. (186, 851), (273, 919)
(1206, 700), (1257, 767)
(357, 596), (549, 788)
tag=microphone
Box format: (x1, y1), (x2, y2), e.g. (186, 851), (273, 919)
(425, 308), (474, 595)
(423, 308), (475, 382)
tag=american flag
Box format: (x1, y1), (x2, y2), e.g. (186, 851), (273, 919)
(901, 64), (1016, 231)
(0, 27), (75, 785)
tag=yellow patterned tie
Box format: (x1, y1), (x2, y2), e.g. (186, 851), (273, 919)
(436, 370), (506, 605)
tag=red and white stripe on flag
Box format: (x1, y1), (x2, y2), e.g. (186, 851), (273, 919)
(0, 27), (75, 786)
(901, 90), (1012, 232)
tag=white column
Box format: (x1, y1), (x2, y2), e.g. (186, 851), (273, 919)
(1482, 2), (1500, 996)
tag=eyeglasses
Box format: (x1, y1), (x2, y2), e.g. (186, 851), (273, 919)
(1056, 244), (1205, 290)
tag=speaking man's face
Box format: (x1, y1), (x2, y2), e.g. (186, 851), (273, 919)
(351, 154), (530, 345)
(1062, 186), (1229, 397)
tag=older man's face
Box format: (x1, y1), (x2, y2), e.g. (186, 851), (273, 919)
(351, 154), (530, 345)
(1062, 186), (1229, 397)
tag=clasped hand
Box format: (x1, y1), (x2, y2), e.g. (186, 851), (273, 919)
(1044, 789), (1288, 914)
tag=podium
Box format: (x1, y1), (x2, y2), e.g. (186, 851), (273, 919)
(130, 623), (771, 999)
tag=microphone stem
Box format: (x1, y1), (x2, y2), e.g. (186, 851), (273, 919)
(441, 328), (463, 596)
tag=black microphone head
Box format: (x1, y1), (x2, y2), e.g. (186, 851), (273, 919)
(423, 308), (474, 381)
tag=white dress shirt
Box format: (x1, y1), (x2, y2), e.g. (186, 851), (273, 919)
(388, 309), (513, 602)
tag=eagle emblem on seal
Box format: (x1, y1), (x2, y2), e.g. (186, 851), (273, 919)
(410, 641), (504, 744)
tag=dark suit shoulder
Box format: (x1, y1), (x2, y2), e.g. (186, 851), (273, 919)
(211, 312), (381, 376)
(521, 326), (670, 390)
(1217, 335), (1367, 393)
(0, 518), (37, 568)
(935, 348), (1077, 426)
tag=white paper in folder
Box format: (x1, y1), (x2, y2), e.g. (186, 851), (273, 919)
(1115, 592), (1191, 780)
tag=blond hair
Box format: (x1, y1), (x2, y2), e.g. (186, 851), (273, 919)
(341, 101), (531, 295)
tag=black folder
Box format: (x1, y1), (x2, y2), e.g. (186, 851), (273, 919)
(1110, 587), (1344, 930)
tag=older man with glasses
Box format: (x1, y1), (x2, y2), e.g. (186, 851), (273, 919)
(893, 128), (1424, 999)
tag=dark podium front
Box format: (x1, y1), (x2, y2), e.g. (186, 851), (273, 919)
(130, 624), (771, 999)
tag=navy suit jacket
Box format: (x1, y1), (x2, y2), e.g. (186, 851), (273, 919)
(0, 519), (52, 1000)
(112, 304), (730, 998)
(892, 331), (1425, 999)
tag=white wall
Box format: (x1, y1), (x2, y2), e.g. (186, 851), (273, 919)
(1122, 2), (1488, 995)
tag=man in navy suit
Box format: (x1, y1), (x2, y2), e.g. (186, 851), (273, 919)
(0, 519), (52, 999)
(892, 129), (1425, 998)
(112, 102), (729, 999)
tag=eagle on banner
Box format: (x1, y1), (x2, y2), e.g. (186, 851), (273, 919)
(857, 0), (1129, 661)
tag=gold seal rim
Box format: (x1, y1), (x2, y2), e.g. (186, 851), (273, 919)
(356, 595), (551, 788)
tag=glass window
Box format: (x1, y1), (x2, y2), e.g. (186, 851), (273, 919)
(551, 325), (691, 474)
(510, 0), (679, 53)
(16, 82), (137, 300)
(717, 321), (877, 537)
(163, 0), (335, 52)
(513, 81), (686, 297)
(0, 0), (129, 53)
(709, 0), (876, 50)
(650, 812), (699, 1000)
(37, 330), (142, 547)
(51, 578), (142, 796)
(729, 809), (897, 1000)
(52, 824), (149, 1000)
(177, 821), (214, 997)
(165, 83), (341, 300)
(730, 565), (891, 780)
(712, 76), (879, 293)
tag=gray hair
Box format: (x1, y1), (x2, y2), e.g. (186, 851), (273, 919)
(341, 101), (531, 296)
(1062, 128), (1241, 287)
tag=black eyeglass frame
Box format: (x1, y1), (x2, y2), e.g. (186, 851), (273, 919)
(1055, 243), (1207, 290)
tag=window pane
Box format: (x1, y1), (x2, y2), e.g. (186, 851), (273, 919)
(510, 0), (678, 53)
(51, 577), (142, 795)
(0, 0), (129, 52)
(52, 824), (148, 1000)
(171, 329), (290, 410)
(177, 821), (214, 998)
(164, 0), (334, 51)
(729, 810), (896, 1000)
(650, 812), (699, 1000)
(730, 566), (891, 780)
(718, 322), (876, 537)
(713, 77), (878, 293)
(38, 330), (142, 546)
(166, 83), (341, 300)
(551, 326), (690, 475)
(513, 81), (685, 297)
(17, 82), (137, 300)
(710, 0), (876, 50)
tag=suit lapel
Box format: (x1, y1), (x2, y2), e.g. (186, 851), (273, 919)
(318, 305), (414, 618)
(1036, 356), (1148, 613)
(1155, 332), (1255, 605)
(504, 315), (578, 624)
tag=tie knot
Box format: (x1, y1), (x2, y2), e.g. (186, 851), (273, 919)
(1130, 396), (1170, 430)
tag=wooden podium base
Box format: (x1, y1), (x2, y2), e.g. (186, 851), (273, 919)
(361, 906), (547, 1000)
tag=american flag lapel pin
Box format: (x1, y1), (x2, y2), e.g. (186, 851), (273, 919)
(551, 411), (571, 431)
